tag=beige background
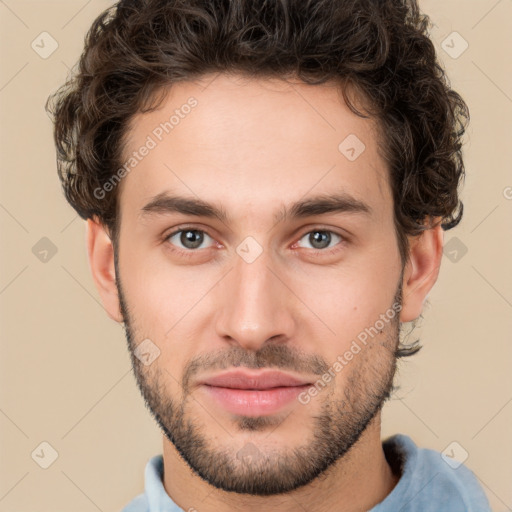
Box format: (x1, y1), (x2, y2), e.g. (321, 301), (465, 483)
(0, 1), (511, 511)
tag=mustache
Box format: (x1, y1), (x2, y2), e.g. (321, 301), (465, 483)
(181, 344), (329, 394)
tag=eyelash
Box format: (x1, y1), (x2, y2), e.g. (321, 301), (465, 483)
(164, 225), (347, 258)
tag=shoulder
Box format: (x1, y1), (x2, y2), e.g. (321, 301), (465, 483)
(120, 454), (163, 512)
(373, 434), (491, 512)
(120, 492), (150, 512)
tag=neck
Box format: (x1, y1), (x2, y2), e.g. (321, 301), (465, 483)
(162, 412), (399, 512)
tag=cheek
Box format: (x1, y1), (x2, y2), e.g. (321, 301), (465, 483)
(294, 264), (398, 334)
(121, 245), (206, 328)
(120, 248), (216, 377)
(287, 261), (400, 375)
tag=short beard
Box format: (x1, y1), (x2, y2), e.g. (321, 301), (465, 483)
(115, 251), (402, 495)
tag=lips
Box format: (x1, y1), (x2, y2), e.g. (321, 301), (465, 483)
(198, 370), (313, 417)
(199, 369), (312, 390)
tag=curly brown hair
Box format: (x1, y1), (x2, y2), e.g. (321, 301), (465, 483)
(46, 0), (469, 355)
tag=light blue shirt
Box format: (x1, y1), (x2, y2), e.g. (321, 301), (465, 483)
(121, 434), (491, 511)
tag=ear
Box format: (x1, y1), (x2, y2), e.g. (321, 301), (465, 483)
(86, 217), (123, 323)
(400, 218), (444, 323)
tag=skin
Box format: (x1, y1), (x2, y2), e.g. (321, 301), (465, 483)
(86, 73), (443, 512)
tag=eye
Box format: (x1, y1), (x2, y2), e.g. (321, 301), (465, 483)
(296, 230), (344, 251)
(166, 228), (215, 251)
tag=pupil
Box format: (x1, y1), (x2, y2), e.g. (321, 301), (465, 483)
(310, 231), (330, 249)
(181, 230), (203, 249)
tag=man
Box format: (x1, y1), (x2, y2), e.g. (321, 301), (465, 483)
(47, 0), (491, 510)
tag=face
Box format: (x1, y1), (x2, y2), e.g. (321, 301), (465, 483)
(114, 73), (405, 495)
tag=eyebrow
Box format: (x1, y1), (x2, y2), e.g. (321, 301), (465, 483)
(139, 191), (373, 225)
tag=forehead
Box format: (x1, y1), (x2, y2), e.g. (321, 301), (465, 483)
(118, 73), (391, 225)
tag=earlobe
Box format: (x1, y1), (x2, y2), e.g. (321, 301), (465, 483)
(399, 220), (444, 323)
(86, 217), (123, 323)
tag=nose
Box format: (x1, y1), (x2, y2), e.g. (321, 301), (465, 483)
(214, 247), (297, 352)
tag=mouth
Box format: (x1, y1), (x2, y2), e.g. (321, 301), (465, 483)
(198, 370), (313, 417)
